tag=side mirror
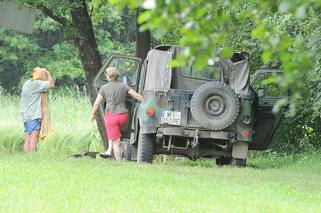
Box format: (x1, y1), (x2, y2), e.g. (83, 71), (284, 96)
(122, 76), (128, 85)
(257, 88), (265, 98)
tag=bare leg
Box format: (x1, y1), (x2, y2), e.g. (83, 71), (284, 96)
(29, 130), (40, 152)
(23, 133), (30, 153)
(112, 138), (122, 161)
(105, 140), (113, 155)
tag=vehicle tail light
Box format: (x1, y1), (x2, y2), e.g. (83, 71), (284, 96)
(242, 130), (249, 138)
(146, 107), (154, 117)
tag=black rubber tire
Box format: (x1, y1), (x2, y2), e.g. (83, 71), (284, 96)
(122, 140), (132, 161)
(215, 157), (231, 166)
(131, 144), (138, 161)
(137, 131), (155, 163)
(231, 158), (246, 167)
(190, 82), (239, 130)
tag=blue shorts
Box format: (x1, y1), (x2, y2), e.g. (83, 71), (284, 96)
(24, 118), (41, 135)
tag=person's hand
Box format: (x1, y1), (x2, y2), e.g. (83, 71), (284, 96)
(91, 113), (96, 122)
(42, 68), (49, 75)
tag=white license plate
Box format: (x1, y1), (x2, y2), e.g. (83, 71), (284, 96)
(161, 111), (181, 125)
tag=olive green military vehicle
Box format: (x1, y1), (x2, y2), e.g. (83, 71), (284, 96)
(94, 45), (287, 166)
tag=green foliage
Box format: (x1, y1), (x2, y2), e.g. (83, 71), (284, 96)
(0, 28), (40, 93)
(33, 15), (60, 32)
(112, 0), (320, 101)
(38, 42), (84, 79)
(95, 28), (135, 57)
(0, 1), (136, 93)
(89, 1), (122, 27)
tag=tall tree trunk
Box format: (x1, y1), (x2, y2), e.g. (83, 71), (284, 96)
(69, 0), (108, 148)
(136, 10), (151, 60)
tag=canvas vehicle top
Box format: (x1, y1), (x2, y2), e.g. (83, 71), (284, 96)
(94, 45), (287, 167)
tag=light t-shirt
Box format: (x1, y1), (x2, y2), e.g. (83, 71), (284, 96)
(20, 79), (49, 122)
(98, 81), (131, 114)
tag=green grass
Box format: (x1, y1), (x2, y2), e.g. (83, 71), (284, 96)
(0, 153), (320, 212)
(1, 94), (321, 212)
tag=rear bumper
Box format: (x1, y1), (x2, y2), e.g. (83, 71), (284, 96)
(157, 127), (236, 140)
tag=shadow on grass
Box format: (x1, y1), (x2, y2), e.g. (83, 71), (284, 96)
(2, 148), (319, 172)
(153, 153), (309, 170)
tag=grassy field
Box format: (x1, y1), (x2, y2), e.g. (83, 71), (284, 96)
(1, 94), (321, 212)
(0, 153), (320, 212)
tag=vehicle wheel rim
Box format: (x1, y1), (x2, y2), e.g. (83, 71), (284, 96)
(205, 95), (225, 116)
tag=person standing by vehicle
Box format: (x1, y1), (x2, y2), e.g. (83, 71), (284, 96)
(91, 67), (143, 161)
(20, 67), (55, 152)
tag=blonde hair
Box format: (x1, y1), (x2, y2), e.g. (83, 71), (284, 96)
(106, 67), (120, 81)
(32, 67), (47, 80)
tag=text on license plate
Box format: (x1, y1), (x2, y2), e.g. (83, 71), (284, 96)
(161, 111), (181, 125)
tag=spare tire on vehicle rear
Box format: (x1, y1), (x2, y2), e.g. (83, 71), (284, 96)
(190, 81), (239, 130)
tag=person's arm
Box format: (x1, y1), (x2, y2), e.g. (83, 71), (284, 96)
(128, 89), (143, 102)
(43, 69), (55, 88)
(91, 94), (104, 122)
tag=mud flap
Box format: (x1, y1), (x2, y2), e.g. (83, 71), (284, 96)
(232, 141), (249, 159)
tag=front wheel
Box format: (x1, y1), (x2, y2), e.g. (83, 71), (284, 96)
(137, 131), (155, 163)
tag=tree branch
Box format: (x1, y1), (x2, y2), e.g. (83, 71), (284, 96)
(36, 4), (69, 26)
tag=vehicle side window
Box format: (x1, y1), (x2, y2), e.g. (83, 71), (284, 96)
(252, 72), (285, 97)
(180, 65), (221, 80)
(252, 73), (265, 95)
(100, 58), (139, 86)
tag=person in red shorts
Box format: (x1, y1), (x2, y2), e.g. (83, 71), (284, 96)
(91, 67), (143, 161)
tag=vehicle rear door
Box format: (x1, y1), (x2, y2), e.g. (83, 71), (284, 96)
(250, 69), (287, 150)
(94, 55), (142, 138)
